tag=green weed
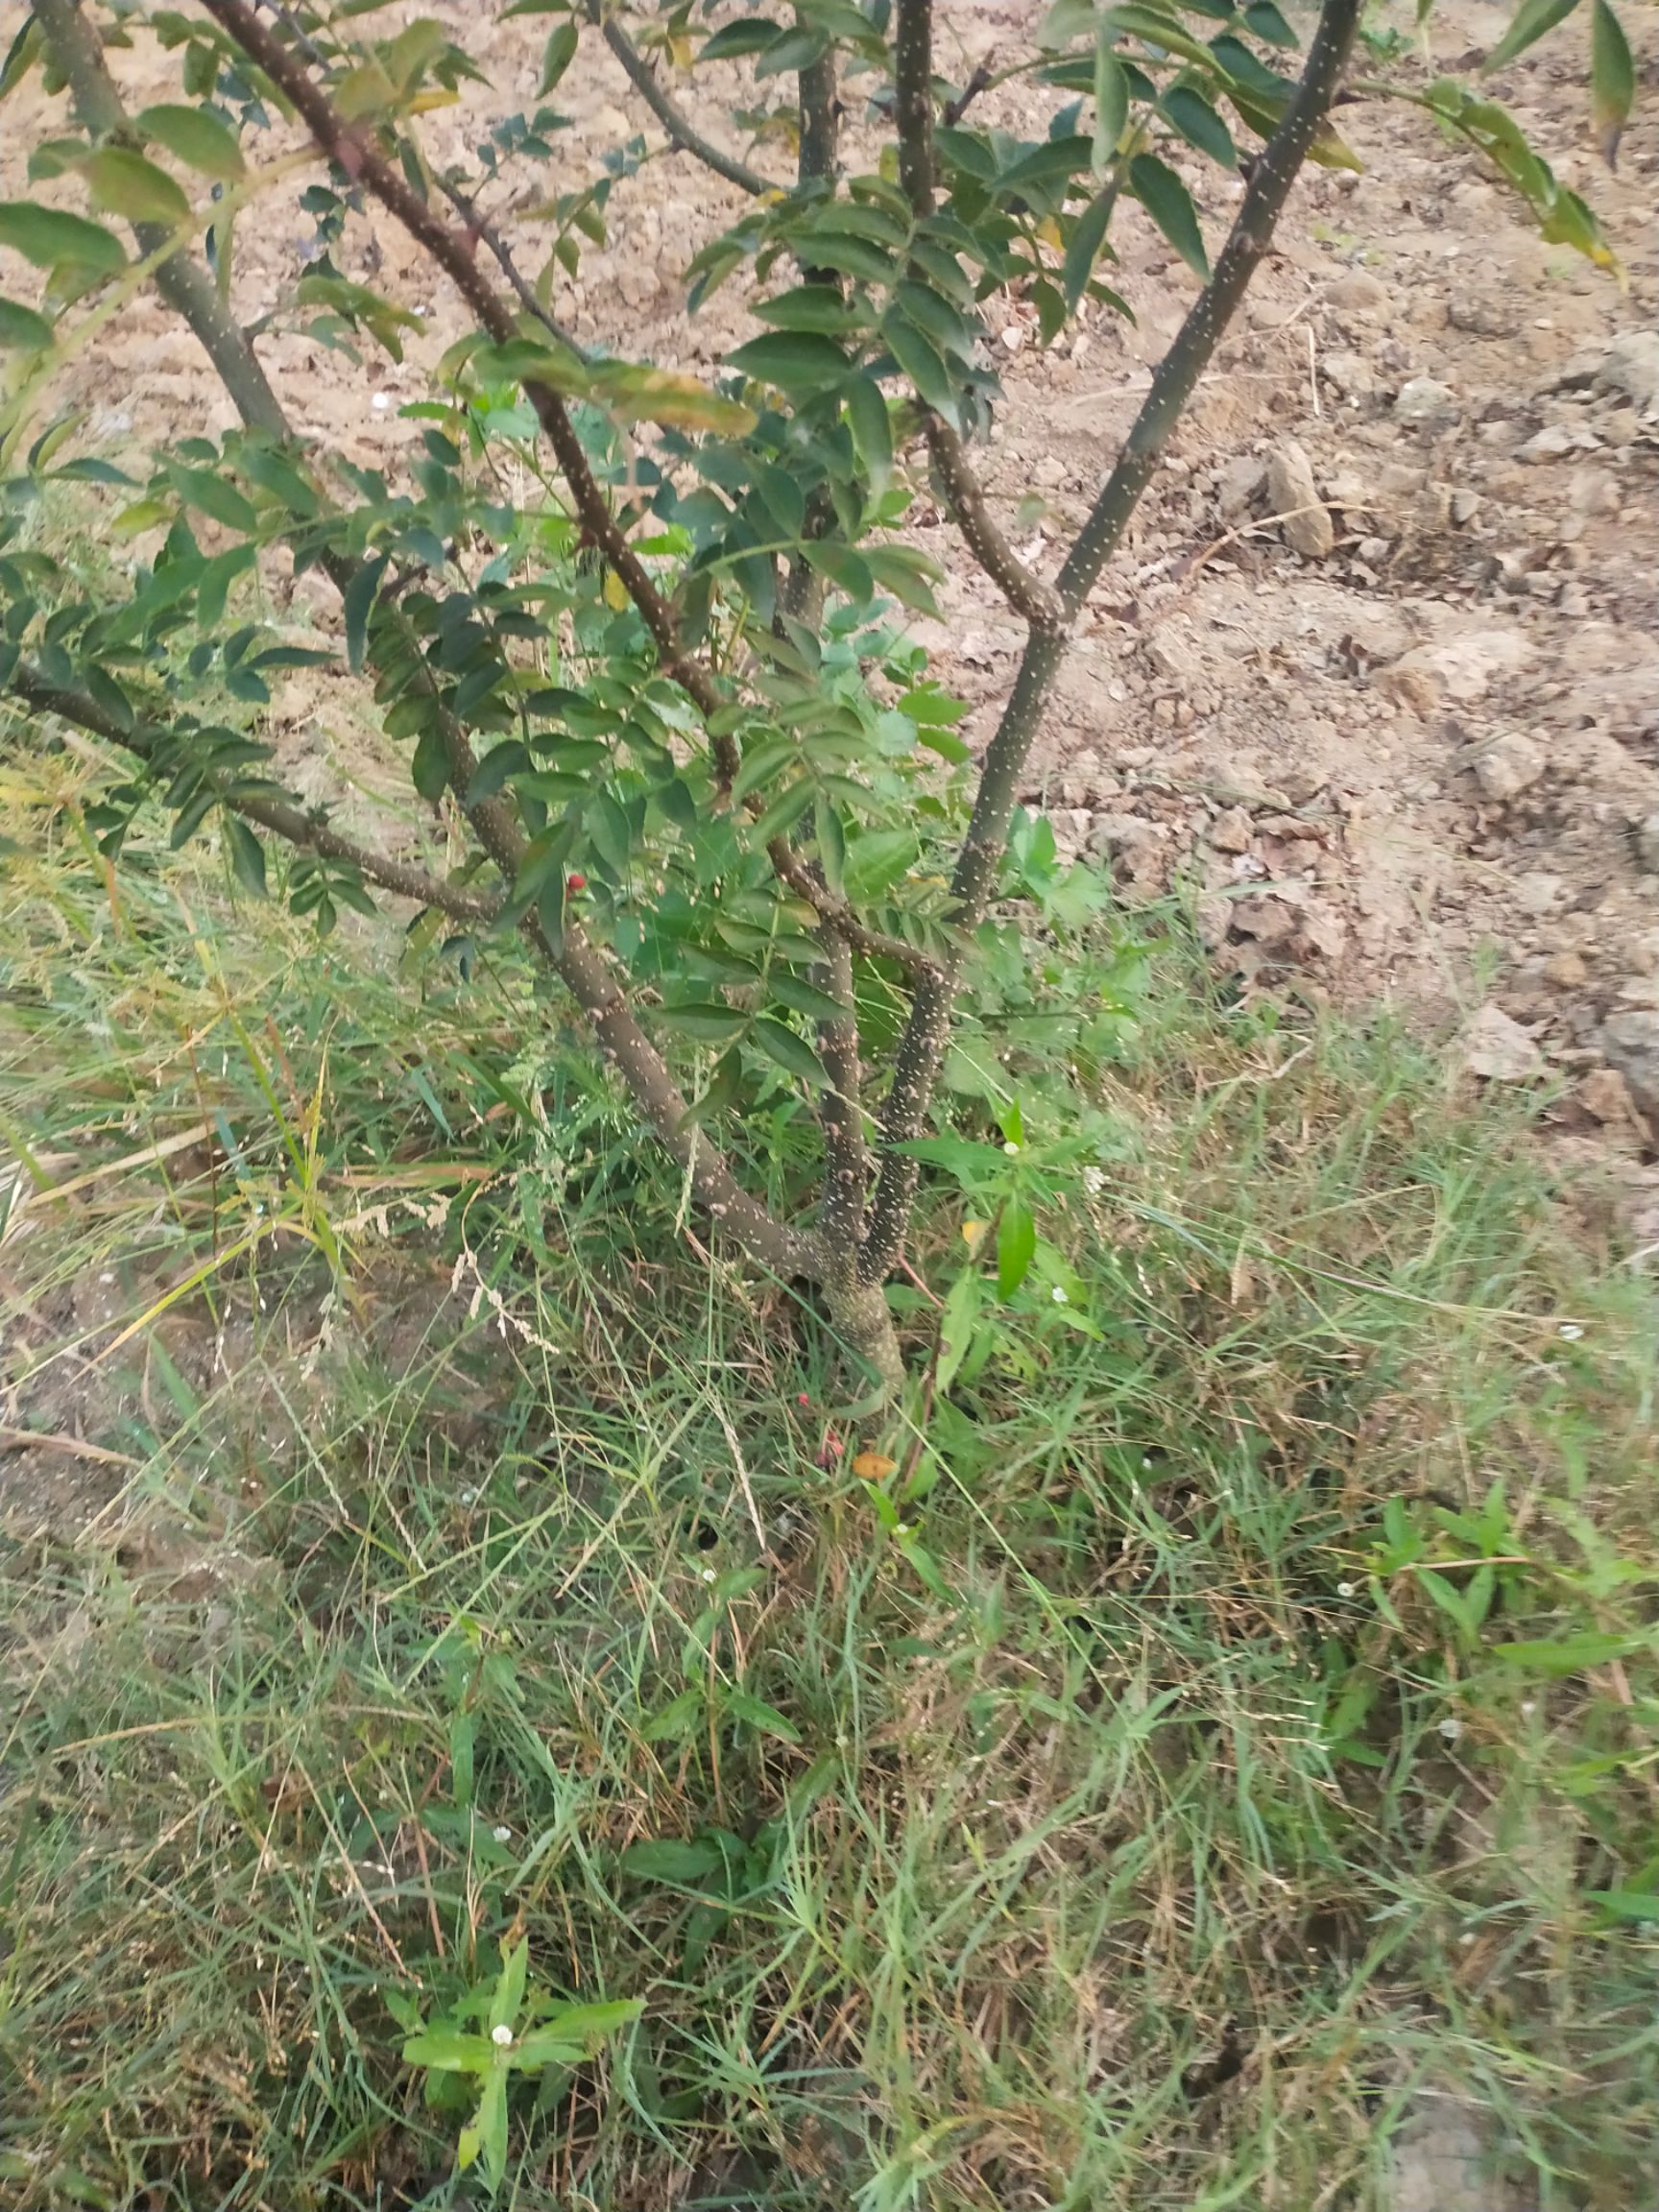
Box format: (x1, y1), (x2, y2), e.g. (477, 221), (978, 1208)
(1, 760), (1655, 2210)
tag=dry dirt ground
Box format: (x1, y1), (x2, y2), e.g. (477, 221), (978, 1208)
(3, 0), (1656, 1172)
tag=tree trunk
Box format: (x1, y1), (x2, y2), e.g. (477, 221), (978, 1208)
(822, 1272), (904, 1401)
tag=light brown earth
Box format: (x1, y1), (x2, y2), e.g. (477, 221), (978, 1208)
(2, 0), (1654, 1150)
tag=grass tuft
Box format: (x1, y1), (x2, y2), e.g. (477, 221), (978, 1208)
(2, 748), (1656, 2210)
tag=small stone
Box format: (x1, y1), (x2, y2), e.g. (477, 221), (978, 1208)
(1459, 1003), (1546, 1082)
(1448, 488), (1481, 526)
(1516, 423), (1577, 461)
(1393, 377), (1459, 429)
(1567, 467), (1619, 516)
(1279, 768), (1326, 806)
(1051, 806), (1094, 860)
(1377, 628), (1533, 708)
(1600, 1010), (1659, 1115)
(1086, 812), (1165, 857)
(1512, 871), (1562, 917)
(1196, 894), (1234, 950)
(1230, 895), (1299, 946)
(1594, 328), (1659, 416)
(1474, 732), (1546, 803)
(1208, 805), (1255, 854)
(1265, 442), (1334, 558)
(1446, 288), (1517, 338)
(1544, 950), (1589, 990)
(1577, 1067), (1639, 1124)
(1329, 270), (1390, 314)
(1320, 350), (1376, 402)
(1217, 452), (1266, 518)
(1637, 811), (1659, 875)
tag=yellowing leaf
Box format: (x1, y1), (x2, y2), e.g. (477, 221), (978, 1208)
(602, 568), (630, 611)
(852, 1452), (897, 1481)
(333, 58), (398, 121)
(587, 361), (757, 435)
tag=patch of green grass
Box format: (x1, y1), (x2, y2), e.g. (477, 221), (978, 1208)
(2, 755), (1656, 2211)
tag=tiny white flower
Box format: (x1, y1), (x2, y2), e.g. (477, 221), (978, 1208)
(1050, 1285), (1069, 1305)
(459, 1488), (477, 1505)
(1336, 1581), (1356, 1599)
(1520, 1699), (1537, 1719)
(701, 1566), (717, 1582)
(372, 391), (393, 412)
(1438, 1717), (1463, 1743)
(1141, 1455), (1153, 1470)
(1557, 1323), (1584, 1341)
(1458, 1932), (1476, 1947)
(492, 2023), (514, 2048)
(1002, 1140), (1020, 1155)
(895, 1523), (910, 1536)
(493, 1824), (512, 1843)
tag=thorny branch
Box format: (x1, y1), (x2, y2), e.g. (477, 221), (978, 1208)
(12, 666), (501, 925)
(585, 3), (770, 199)
(857, 0), (1366, 1286)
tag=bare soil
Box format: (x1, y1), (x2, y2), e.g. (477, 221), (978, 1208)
(3, 0), (1655, 1173)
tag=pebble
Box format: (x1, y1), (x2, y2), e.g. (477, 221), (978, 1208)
(1446, 289), (1517, 338)
(1266, 442), (1334, 558)
(1459, 1003), (1545, 1082)
(1512, 871), (1562, 916)
(1393, 377), (1459, 428)
(1086, 812), (1166, 856)
(1595, 328), (1659, 416)
(1320, 350), (1376, 402)
(1328, 270), (1390, 314)
(1474, 732), (1546, 803)
(1637, 810), (1659, 875)
(1599, 1011), (1659, 1116)
(1230, 894), (1300, 946)
(1516, 423), (1577, 461)
(1217, 452), (1266, 518)
(1577, 1067), (1639, 1124)
(1567, 468), (1619, 516)
(1208, 805), (1255, 854)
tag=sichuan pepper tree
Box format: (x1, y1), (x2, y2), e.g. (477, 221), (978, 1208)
(0, 0), (1614, 1390)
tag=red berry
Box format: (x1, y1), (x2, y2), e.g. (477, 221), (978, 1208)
(797, 1391), (810, 1406)
(565, 873), (587, 892)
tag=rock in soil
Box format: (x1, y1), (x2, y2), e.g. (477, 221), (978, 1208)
(1474, 733), (1546, 804)
(1207, 805), (1256, 854)
(1600, 1012), (1659, 1118)
(1385, 2100), (1536, 2212)
(1577, 1067), (1644, 1128)
(1266, 442), (1334, 558)
(1459, 1004), (1546, 1082)
(1393, 377), (1459, 429)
